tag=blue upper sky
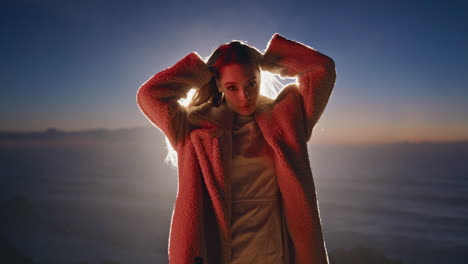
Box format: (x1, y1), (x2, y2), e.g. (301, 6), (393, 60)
(1, 0), (467, 143)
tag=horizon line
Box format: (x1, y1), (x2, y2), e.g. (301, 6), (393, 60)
(1, 126), (467, 145)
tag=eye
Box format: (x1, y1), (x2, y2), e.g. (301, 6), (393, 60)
(226, 86), (237, 91)
(249, 81), (257, 87)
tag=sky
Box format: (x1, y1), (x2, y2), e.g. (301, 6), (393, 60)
(1, 0), (467, 143)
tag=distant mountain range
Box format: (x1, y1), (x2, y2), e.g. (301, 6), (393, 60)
(0, 126), (164, 145)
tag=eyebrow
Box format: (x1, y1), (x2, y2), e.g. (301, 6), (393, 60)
(223, 76), (256, 86)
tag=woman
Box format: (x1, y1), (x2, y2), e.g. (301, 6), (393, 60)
(136, 33), (336, 264)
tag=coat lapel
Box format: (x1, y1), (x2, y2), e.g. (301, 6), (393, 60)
(187, 100), (233, 263)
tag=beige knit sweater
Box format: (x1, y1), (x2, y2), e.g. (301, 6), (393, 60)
(230, 113), (287, 264)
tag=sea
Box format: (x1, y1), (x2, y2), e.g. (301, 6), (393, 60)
(0, 130), (467, 264)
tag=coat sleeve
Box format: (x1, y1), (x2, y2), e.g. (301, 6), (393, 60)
(261, 33), (336, 141)
(136, 52), (213, 149)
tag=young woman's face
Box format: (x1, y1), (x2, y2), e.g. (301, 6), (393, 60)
(217, 63), (261, 116)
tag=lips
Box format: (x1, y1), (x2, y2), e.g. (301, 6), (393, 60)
(241, 103), (253, 107)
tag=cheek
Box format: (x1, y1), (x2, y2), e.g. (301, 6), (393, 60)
(225, 93), (241, 106)
(250, 86), (260, 97)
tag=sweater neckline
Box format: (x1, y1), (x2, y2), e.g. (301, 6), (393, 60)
(233, 113), (255, 129)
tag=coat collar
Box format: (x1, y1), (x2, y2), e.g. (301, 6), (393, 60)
(187, 95), (275, 129)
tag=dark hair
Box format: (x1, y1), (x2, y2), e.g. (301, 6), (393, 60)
(188, 40), (263, 107)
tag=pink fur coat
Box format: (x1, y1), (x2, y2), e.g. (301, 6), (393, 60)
(136, 33), (336, 264)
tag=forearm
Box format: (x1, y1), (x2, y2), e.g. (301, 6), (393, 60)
(137, 52), (213, 101)
(261, 33), (335, 78)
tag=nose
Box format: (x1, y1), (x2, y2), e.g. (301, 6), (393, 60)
(241, 89), (250, 100)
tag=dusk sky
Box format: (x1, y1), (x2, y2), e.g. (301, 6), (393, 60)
(1, 0), (467, 143)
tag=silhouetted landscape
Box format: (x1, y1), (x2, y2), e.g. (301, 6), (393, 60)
(1, 127), (467, 263)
